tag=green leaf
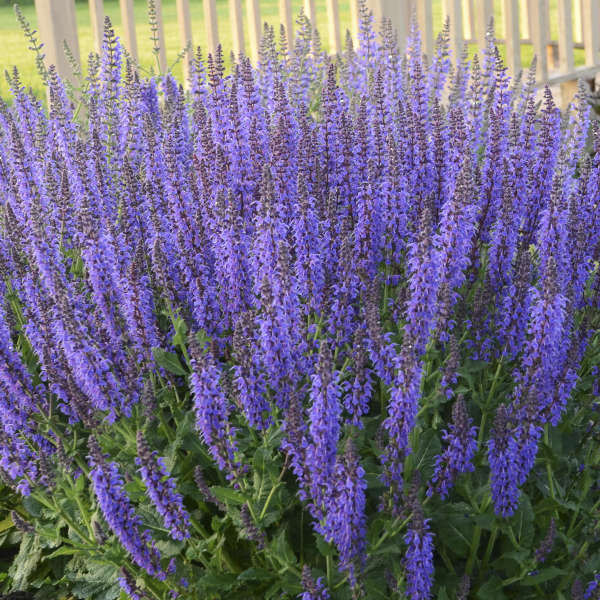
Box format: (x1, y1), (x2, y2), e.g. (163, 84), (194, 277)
(510, 493), (534, 548)
(476, 575), (507, 599)
(0, 516), (14, 533)
(8, 534), (42, 591)
(271, 528), (297, 565)
(152, 348), (187, 376)
(171, 317), (189, 348)
(315, 533), (335, 557)
(198, 571), (238, 592)
(521, 567), (566, 586)
(437, 588), (451, 600)
(210, 486), (248, 505)
(431, 503), (474, 559)
(237, 567), (275, 583)
(45, 546), (79, 559)
(23, 496), (44, 518)
(405, 429), (441, 482)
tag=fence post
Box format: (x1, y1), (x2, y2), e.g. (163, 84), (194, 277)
(474, 0), (493, 49)
(175, 0), (193, 84)
(88, 0), (104, 54)
(528, 0), (548, 82)
(503, 0), (520, 78)
(304, 0), (317, 32)
(325, 0), (342, 53)
(230, 0), (245, 57)
(520, 0), (530, 40)
(120, 0), (138, 62)
(152, 0), (168, 74)
(366, 1), (411, 50)
(558, 0), (577, 107)
(279, 0), (294, 48)
(582, 0), (600, 67)
(573, 0), (583, 43)
(34, 0), (80, 84)
(442, 0), (464, 63)
(463, 0), (475, 41)
(350, 0), (359, 46)
(416, 0), (434, 57)
(246, 0), (261, 63)
(203, 0), (220, 58)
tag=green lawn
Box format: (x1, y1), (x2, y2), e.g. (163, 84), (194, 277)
(0, 0), (586, 100)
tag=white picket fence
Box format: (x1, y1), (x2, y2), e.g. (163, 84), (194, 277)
(33, 0), (600, 103)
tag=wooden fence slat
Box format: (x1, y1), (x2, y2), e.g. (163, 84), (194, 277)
(246, 0), (261, 63)
(416, 0), (434, 56)
(279, 0), (294, 48)
(120, 0), (138, 62)
(520, 0), (531, 40)
(175, 0), (193, 83)
(463, 0), (475, 41)
(203, 0), (219, 58)
(325, 0), (341, 54)
(34, 0), (80, 83)
(503, 0), (521, 77)
(153, 0), (168, 73)
(557, 0), (575, 72)
(558, 0), (577, 107)
(230, 0), (245, 57)
(442, 0), (464, 63)
(475, 0), (493, 48)
(88, 0), (104, 54)
(397, 1), (412, 51)
(574, 0), (583, 43)
(304, 0), (317, 32)
(582, 0), (600, 66)
(350, 0), (359, 46)
(528, 0), (549, 81)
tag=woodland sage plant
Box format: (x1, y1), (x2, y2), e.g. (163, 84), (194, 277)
(0, 4), (599, 600)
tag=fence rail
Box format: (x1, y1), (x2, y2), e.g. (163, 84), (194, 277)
(33, 0), (600, 105)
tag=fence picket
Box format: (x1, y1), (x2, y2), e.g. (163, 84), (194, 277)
(557, 0), (575, 72)
(443, 0), (464, 63)
(503, 0), (520, 77)
(349, 0), (359, 45)
(528, 0), (549, 81)
(557, 0), (577, 106)
(475, 0), (493, 48)
(88, 0), (104, 54)
(203, 0), (220, 58)
(152, 0), (168, 74)
(325, 0), (342, 54)
(230, 0), (245, 57)
(416, 0), (434, 56)
(279, 0), (294, 47)
(304, 0), (317, 31)
(520, 0), (531, 40)
(34, 0), (80, 83)
(582, 0), (600, 66)
(246, 0), (261, 63)
(175, 0), (193, 83)
(573, 0), (583, 43)
(120, 0), (138, 62)
(463, 0), (475, 41)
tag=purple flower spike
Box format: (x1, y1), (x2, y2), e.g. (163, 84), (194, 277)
(135, 431), (191, 541)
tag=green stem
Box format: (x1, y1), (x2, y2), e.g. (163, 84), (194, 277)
(259, 483), (281, 521)
(480, 526), (498, 576)
(326, 555), (333, 588)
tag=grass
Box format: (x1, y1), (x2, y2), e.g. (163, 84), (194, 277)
(0, 0), (588, 100)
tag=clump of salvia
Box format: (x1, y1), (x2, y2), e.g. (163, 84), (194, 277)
(0, 2), (599, 598)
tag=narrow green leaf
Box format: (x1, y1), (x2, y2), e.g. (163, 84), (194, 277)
(152, 348), (187, 376)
